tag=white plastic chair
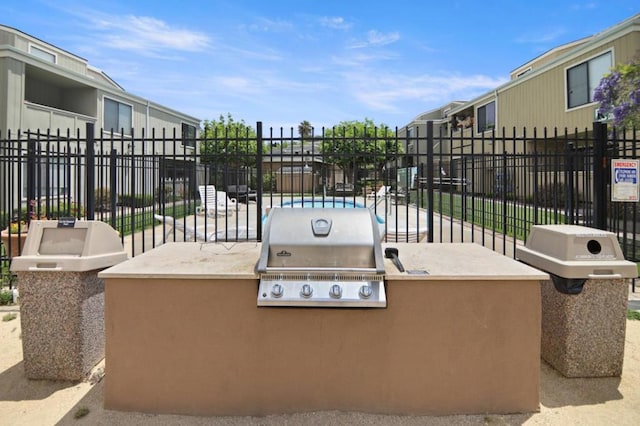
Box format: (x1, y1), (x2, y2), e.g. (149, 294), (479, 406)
(367, 185), (391, 200)
(198, 185), (235, 217)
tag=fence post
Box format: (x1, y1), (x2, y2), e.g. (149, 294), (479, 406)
(426, 121), (434, 243)
(564, 142), (575, 224)
(593, 122), (608, 230)
(110, 148), (117, 228)
(26, 138), (37, 223)
(86, 122), (95, 220)
(256, 122), (263, 241)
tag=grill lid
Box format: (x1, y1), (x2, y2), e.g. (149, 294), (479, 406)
(256, 208), (386, 308)
(256, 208), (384, 273)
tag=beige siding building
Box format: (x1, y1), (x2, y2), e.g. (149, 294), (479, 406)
(398, 13), (640, 195)
(0, 24), (201, 208)
(0, 24), (199, 142)
(402, 13), (640, 152)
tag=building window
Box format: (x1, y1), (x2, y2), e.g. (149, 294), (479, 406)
(477, 101), (496, 132)
(103, 98), (132, 135)
(182, 123), (196, 148)
(22, 156), (69, 199)
(566, 51), (612, 109)
(29, 45), (56, 63)
(516, 68), (532, 78)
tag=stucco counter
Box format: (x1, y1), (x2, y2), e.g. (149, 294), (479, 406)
(99, 242), (547, 416)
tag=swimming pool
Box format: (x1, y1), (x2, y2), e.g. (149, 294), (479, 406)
(267, 199), (385, 224)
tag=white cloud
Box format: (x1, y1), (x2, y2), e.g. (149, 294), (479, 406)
(348, 30), (400, 49)
(244, 17), (294, 33)
(318, 16), (352, 30)
(343, 71), (509, 113)
(91, 15), (211, 55)
(367, 30), (400, 46)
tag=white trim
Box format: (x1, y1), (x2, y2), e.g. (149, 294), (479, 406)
(563, 48), (614, 113)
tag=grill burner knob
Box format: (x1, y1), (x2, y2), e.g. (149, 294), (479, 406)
(329, 284), (343, 299)
(359, 285), (373, 299)
(271, 283), (284, 298)
(300, 284), (313, 298)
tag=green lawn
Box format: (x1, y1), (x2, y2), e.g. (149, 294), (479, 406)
(412, 190), (566, 241)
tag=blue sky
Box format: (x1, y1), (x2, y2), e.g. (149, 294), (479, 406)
(2, 0), (638, 131)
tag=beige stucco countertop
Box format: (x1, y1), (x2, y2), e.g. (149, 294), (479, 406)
(98, 242), (262, 279)
(98, 242), (548, 281)
(384, 243), (548, 281)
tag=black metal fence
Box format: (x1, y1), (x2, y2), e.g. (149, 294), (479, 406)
(1, 122), (639, 271)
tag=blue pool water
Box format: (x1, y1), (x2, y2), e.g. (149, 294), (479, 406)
(266, 199), (385, 224)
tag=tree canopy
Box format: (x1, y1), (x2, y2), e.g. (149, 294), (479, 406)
(298, 120), (312, 139)
(200, 113), (258, 166)
(594, 56), (640, 129)
(321, 118), (401, 183)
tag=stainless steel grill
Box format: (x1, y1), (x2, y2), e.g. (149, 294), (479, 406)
(256, 208), (386, 307)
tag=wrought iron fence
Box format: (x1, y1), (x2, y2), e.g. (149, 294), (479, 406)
(1, 122), (638, 276)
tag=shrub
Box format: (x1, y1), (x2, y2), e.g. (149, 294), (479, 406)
(627, 310), (640, 321)
(95, 187), (114, 212)
(118, 194), (155, 208)
(0, 211), (8, 230)
(155, 185), (182, 203)
(2, 313), (17, 322)
(0, 289), (13, 305)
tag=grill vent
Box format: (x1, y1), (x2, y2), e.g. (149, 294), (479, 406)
(261, 273), (384, 282)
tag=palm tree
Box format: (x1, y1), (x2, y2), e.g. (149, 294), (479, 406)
(298, 120), (312, 139)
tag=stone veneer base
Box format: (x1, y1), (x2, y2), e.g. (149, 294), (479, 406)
(18, 270), (104, 381)
(540, 278), (628, 377)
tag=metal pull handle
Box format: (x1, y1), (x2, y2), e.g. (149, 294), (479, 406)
(587, 273), (622, 279)
(29, 264), (62, 271)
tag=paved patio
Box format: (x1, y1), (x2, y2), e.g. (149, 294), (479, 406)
(124, 197), (523, 259)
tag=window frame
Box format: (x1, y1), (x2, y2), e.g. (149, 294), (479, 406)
(565, 50), (613, 110)
(516, 67), (532, 78)
(28, 43), (57, 64)
(103, 96), (133, 136)
(477, 100), (496, 133)
(181, 122), (197, 149)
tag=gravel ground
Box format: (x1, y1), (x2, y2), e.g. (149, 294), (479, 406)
(1, 299), (639, 425)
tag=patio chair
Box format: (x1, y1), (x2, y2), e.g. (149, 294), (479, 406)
(367, 185), (391, 200)
(216, 190), (240, 213)
(154, 214), (257, 242)
(198, 185), (235, 217)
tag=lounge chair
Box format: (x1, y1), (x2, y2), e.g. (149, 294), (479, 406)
(367, 185), (391, 200)
(154, 214), (257, 242)
(198, 185), (236, 217)
(217, 190), (240, 212)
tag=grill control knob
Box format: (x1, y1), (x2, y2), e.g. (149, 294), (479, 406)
(329, 284), (342, 299)
(359, 285), (373, 299)
(300, 284), (313, 298)
(271, 283), (284, 298)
